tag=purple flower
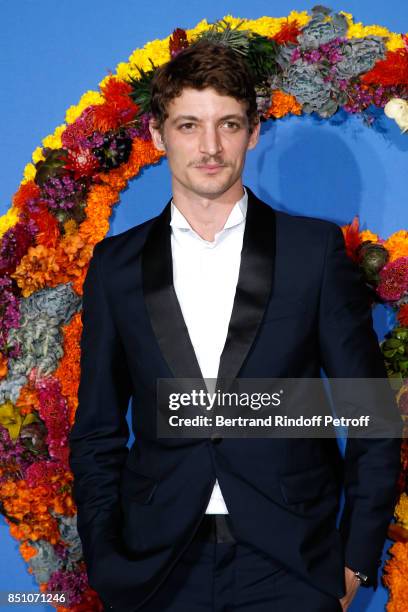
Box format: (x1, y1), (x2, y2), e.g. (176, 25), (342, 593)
(128, 113), (153, 141)
(290, 48), (301, 63)
(46, 568), (89, 606)
(41, 175), (82, 211)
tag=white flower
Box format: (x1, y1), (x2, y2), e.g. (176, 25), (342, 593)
(384, 98), (408, 133)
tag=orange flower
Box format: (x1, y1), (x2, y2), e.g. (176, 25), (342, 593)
(0, 353), (8, 380)
(31, 203), (60, 249)
(19, 541), (37, 562)
(341, 217), (362, 262)
(397, 304), (408, 327)
(383, 230), (408, 262)
(15, 385), (39, 416)
(76, 190), (117, 268)
(10, 245), (61, 297)
(63, 219), (78, 236)
(265, 90), (302, 119)
(360, 229), (379, 243)
(54, 313), (82, 426)
(383, 541), (408, 612)
(1, 481), (61, 543)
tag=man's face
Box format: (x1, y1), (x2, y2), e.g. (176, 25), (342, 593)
(149, 87), (260, 199)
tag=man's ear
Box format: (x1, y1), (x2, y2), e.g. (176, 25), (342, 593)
(148, 118), (166, 151)
(247, 120), (261, 151)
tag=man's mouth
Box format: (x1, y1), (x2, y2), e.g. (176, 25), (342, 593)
(195, 164), (225, 173)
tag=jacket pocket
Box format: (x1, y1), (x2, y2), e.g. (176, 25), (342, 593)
(119, 465), (158, 504)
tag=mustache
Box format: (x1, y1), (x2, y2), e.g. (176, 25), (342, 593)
(190, 159), (229, 166)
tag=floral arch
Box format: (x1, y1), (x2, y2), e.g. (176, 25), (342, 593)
(0, 6), (407, 611)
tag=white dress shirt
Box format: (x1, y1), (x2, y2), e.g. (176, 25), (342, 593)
(170, 187), (248, 514)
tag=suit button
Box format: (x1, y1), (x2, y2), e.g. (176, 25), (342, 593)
(211, 434), (223, 444)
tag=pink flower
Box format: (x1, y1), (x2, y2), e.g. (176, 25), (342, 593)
(377, 256), (408, 301)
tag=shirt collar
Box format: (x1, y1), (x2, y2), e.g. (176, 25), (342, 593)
(170, 186), (248, 233)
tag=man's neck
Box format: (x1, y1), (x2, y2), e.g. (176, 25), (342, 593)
(171, 182), (246, 242)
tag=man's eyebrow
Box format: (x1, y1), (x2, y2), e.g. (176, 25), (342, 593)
(171, 114), (246, 124)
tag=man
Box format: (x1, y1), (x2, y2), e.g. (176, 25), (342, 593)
(68, 40), (401, 611)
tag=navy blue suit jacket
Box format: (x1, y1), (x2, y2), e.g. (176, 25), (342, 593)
(68, 186), (401, 611)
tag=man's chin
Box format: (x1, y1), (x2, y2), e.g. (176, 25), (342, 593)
(183, 177), (236, 199)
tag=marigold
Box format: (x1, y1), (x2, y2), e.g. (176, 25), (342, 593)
(19, 541), (37, 562)
(360, 229), (379, 243)
(22, 163), (36, 183)
(265, 90), (302, 118)
(383, 541), (408, 612)
(54, 313), (82, 426)
(42, 124), (66, 150)
(384, 231), (408, 262)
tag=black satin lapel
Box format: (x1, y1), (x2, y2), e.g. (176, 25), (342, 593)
(142, 200), (203, 380)
(216, 187), (276, 384)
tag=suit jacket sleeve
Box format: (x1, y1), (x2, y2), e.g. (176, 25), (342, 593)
(68, 240), (132, 573)
(318, 223), (402, 588)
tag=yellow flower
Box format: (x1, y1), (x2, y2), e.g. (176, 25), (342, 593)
(338, 11), (404, 50)
(127, 38), (171, 73)
(42, 124), (66, 150)
(186, 18), (211, 42)
(0, 207), (20, 239)
(386, 33), (406, 51)
(22, 163), (36, 183)
(65, 90), (104, 124)
(186, 12), (311, 42)
(32, 146), (45, 164)
(0, 401), (37, 441)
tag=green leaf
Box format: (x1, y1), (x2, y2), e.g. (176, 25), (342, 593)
(127, 59), (158, 115)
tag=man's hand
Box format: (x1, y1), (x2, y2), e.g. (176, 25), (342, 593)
(339, 566), (361, 611)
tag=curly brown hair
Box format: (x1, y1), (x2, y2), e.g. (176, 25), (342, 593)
(150, 40), (259, 134)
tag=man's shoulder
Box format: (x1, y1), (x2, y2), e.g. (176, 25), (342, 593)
(94, 213), (160, 260)
(274, 207), (340, 240)
(248, 187), (341, 243)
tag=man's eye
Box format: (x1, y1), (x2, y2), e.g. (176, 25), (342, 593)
(180, 123), (195, 130)
(223, 121), (240, 129)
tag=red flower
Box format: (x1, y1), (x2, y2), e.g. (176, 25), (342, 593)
(12, 182), (41, 211)
(170, 28), (189, 57)
(361, 48), (408, 86)
(397, 304), (408, 327)
(61, 107), (95, 151)
(342, 216), (362, 262)
(91, 77), (139, 132)
(273, 21), (301, 45)
(377, 257), (408, 301)
(64, 148), (99, 179)
(31, 203), (60, 248)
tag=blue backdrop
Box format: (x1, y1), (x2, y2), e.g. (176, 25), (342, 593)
(1, 1), (407, 610)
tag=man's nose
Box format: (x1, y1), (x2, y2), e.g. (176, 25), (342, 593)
(199, 126), (222, 156)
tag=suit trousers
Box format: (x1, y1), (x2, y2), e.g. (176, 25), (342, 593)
(130, 514), (343, 612)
